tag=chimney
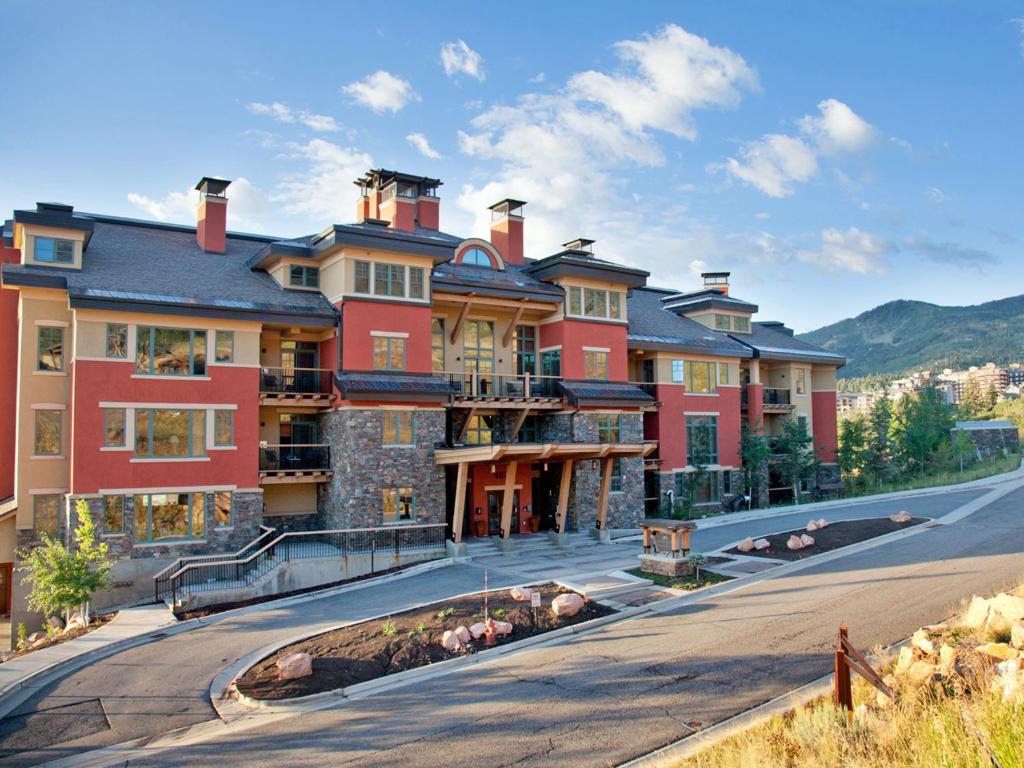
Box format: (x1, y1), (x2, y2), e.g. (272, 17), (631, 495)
(360, 170), (441, 233)
(562, 238), (595, 255)
(702, 271), (730, 296)
(488, 199), (526, 265)
(195, 177), (231, 253)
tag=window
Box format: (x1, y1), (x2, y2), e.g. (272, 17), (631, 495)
(136, 326), (206, 376)
(796, 368), (807, 395)
(566, 286), (624, 320)
(715, 314), (731, 331)
(686, 361), (718, 394)
(514, 325), (537, 376)
(134, 493), (205, 542)
(372, 336), (406, 371)
(584, 350), (609, 380)
(354, 260), (371, 294)
(461, 247), (493, 267)
(568, 286), (583, 316)
(289, 265), (320, 288)
(719, 363), (731, 385)
(541, 349), (561, 378)
(609, 291), (622, 320)
(214, 492), (233, 528)
(134, 409), (206, 458)
(34, 410), (61, 455)
(409, 266), (425, 299)
(462, 320), (495, 380)
(597, 415), (621, 443)
(35, 236), (74, 264)
(609, 458), (623, 492)
(671, 360), (685, 383)
(104, 408), (126, 447)
(518, 415), (539, 443)
(214, 410), (234, 447)
(733, 316), (751, 333)
(692, 473), (722, 504)
(37, 326), (64, 371)
(33, 495), (60, 537)
(383, 487), (415, 523)
(103, 495), (124, 534)
(584, 288), (607, 318)
(383, 411), (414, 445)
(215, 331), (234, 363)
(106, 323), (128, 358)
(374, 263), (405, 297)
(431, 318), (445, 373)
(464, 414), (493, 444)
(686, 415), (719, 465)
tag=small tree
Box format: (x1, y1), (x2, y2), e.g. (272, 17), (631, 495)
(687, 552), (707, 582)
(837, 414), (869, 492)
(774, 417), (818, 504)
(951, 428), (976, 472)
(18, 500), (112, 626)
(740, 421), (772, 507)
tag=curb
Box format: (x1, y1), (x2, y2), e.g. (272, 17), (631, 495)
(0, 556), (455, 721)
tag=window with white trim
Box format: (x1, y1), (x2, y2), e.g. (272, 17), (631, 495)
(214, 410), (234, 447)
(383, 487), (415, 522)
(134, 492), (205, 542)
(34, 236), (74, 264)
(372, 336), (406, 371)
(136, 326), (206, 376)
(34, 410), (61, 455)
(37, 326), (64, 371)
(134, 409), (206, 458)
(383, 411), (414, 445)
(566, 286), (624, 320)
(106, 324), (128, 358)
(289, 265), (319, 288)
(33, 494), (60, 537)
(584, 350), (609, 380)
(215, 331), (234, 363)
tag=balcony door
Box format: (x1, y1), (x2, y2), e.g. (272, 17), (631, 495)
(281, 340), (319, 393)
(463, 320), (495, 395)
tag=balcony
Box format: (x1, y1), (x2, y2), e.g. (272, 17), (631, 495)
(443, 372), (563, 409)
(259, 367), (335, 407)
(741, 386), (793, 412)
(259, 443), (332, 484)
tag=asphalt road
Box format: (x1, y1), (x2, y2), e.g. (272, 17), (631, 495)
(0, 484), (1010, 767)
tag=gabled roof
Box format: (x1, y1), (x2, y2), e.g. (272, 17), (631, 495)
(626, 287), (752, 357)
(660, 288), (758, 314)
(432, 260), (564, 303)
(524, 249), (649, 288)
(730, 321), (846, 366)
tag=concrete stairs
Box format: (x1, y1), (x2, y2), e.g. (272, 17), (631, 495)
(463, 532), (600, 560)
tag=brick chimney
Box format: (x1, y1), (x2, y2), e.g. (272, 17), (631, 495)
(195, 177), (231, 253)
(702, 271), (730, 296)
(488, 199), (526, 265)
(356, 170), (441, 233)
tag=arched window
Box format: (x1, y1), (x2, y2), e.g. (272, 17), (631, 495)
(461, 247), (493, 267)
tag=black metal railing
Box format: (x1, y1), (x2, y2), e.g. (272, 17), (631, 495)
(153, 525), (276, 602)
(260, 367), (333, 396)
(443, 371), (562, 399)
(764, 387), (792, 406)
(155, 523), (447, 604)
(259, 444), (331, 472)
(631, 381), (658, 398)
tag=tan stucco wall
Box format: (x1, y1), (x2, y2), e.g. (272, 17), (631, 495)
(17, 225), (87, 270)
(263, 484), (317, 516)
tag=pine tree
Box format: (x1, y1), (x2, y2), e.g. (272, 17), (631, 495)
(739, 421), (772, 507)
(774, 417), (818, 504)
(837, 414), (868, 490)
(865, 396), (893, 484)
(959, 378), (987, 419)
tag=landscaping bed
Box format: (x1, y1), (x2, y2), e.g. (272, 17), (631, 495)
(0, 612), (116, 663)
(725, 516), (926, 561)
(235, 583), (612, 700)
(625, 567), (732, 591)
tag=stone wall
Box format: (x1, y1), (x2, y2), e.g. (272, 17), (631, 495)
(649, 468), (746, 516)
(319, 408), (446, 529)
(954, 427), (1020, 459)
(263, 512), (323, 533)
(566, 413), (645, 531)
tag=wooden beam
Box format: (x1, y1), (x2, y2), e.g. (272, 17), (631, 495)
(509, 408), (532, 442)
(502, 301), (528, 348)
(457, 407), (479, 443)
(452, 462), (469, 544)
(500, 460), (518, 539)
(556, 459), (573, 533)
(450, 297), (474, 344)
(596, 457), (613, 530)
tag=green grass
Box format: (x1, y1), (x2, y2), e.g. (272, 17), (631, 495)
(626, 567), (732, 591)
(840, 453), (1021, 499)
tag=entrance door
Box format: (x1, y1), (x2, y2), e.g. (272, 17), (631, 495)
(486, 490), (520, 536)
(281, 340), (319, 392)
(0, 563), (11, 616)
(532, 467), (558, 531)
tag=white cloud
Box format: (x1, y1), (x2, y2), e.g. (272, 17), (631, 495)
(440, 40), (485, 81)
(755, 211), (771, 220)
(798, 227), (889, 274)
(270, 139), (373, 222)
(128, 177), (270, 230)
(926, 186), (948, 204)
(342, 71), (419, 113)
(529, 73), (546, 84)
(406, 132), (441, 160)
(798, 98), (875, 154)
(246, 101), (340, 132)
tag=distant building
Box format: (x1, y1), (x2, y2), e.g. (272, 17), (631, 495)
(952, 420), (1020, 458)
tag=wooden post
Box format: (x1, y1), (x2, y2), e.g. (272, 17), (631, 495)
(452, 462), (469, 543)
(834, 625), (853, 711)
(680, 528), (691, 557)
(556, 460), (573, 533)
(596, 457), (613, 530)
(500, 461), (518, 539)
(670, 529), (680, 558)
(642, 526), (651, 554)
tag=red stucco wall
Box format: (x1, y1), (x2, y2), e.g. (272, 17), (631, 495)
(467, 461), (534, 536)
(811, 390), (838, 463)
(340, 300), (432, 373)
(648, 384), (742, 471)
(539, 319), (628, 381)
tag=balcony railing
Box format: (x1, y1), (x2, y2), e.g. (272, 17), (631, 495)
(260, 367), (334, 396)
(443, 371), (562, 399)
(631, 381), (658, 399)
(259, 443), (331, 472)
(764, 387), (792, 406)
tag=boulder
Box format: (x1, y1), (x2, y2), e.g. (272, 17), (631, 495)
(905, 659), (937, 686)
(976, 643), (1019, 662)
(469, 622), (487, 640)
(441, 630), (461, 652)
(889, 512), (912, 523)
(806, 521), (818, 532)
(800, 533), (815, 547)
(912, 629), (935, 656)
(962, 596), (991, 630)
(786, 535), (804, 551)
(754, 538), (771, 551)
(26, 631), (47, 648)
(276, 652), (312, 681)
(817, 518), (828, 529)
(493, 620), (513, 636)
(938, 644), (957, 673)
(989, 593), (1024, 624)
(894, 646), (915, 676)
(1011, 622), (1024, 651)
(551, 593), (585, 618)
(992, 659), (1024, 703)
(737, 537), (755, 553)
(46, 616), (64, 632)
(510, 586), (534, 602)
(454, 626), (472, 645)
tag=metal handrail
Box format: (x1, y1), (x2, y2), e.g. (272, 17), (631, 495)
(259, 443), (331, 472)
(442, 371), (563, 398)
(259, 366), (333, 396)
(764, 387), (792, 405)
(153, 524), (276, 602)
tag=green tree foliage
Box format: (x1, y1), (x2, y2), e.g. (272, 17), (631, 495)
(991, 398), (1024, 438)
(959, 378), (989, 419)
(864, 397), (894, 483)
(18, 500), (113, 625)
(774, 417), (819, 504)
(739, 421), (771, 504)
(890, 387), (956, 474)
(837, 414), (869, 491)
(950, 428), (977, 472)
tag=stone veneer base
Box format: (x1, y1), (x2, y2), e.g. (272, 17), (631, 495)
(639, 553), (695, 578)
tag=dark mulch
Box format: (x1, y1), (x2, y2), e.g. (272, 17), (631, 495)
(725, 516), (927, 561)
(235, 584), (612, 701)
(1, 614), (116, 663)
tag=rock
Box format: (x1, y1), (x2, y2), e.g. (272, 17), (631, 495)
(800, 533), (815, 547)
(754, 538), (771, 551)
(989, 593), (1024, 624)
(976, 643), (1019, 661)
(962, 596), (991, 630)
(806, 521), (819, 532)
(454, 625), (472, 645)
(1011, 622), (1024, 651)
(46, 616), (64, 631)
(493, 620), (513, 636)
(875, 689), (891, 708)
(510, 586), (534, 602)
(551, 593), (585, 617)
(469, 622), (487, 640)
(905, 660), (937, 686)
(737, 537), (755, 553)
(441, 630), (463, 652)
(912, 629), (935, 656)
(786, 535), (804, 551)
(938, 643), (957, 673)
(992, 659), (1024, 702)
(26, 631), (47, 648)
(889, 511), (912, 523)
(894, 646), (916, 676)
(817, 518), (828, 528)
(276, 652), (312, 680)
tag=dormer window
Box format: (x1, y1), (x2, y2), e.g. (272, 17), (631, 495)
(289, 265), (320, 289)
(35, 236), (74, 264)
(462, 247), (492, 267)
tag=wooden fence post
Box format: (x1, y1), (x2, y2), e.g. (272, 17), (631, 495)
(834, 625), (853, 711)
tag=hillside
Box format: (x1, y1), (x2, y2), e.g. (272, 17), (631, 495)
(797, 294), (1024, 378)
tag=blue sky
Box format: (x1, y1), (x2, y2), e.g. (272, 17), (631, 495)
(2, 1), (1022, 331)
